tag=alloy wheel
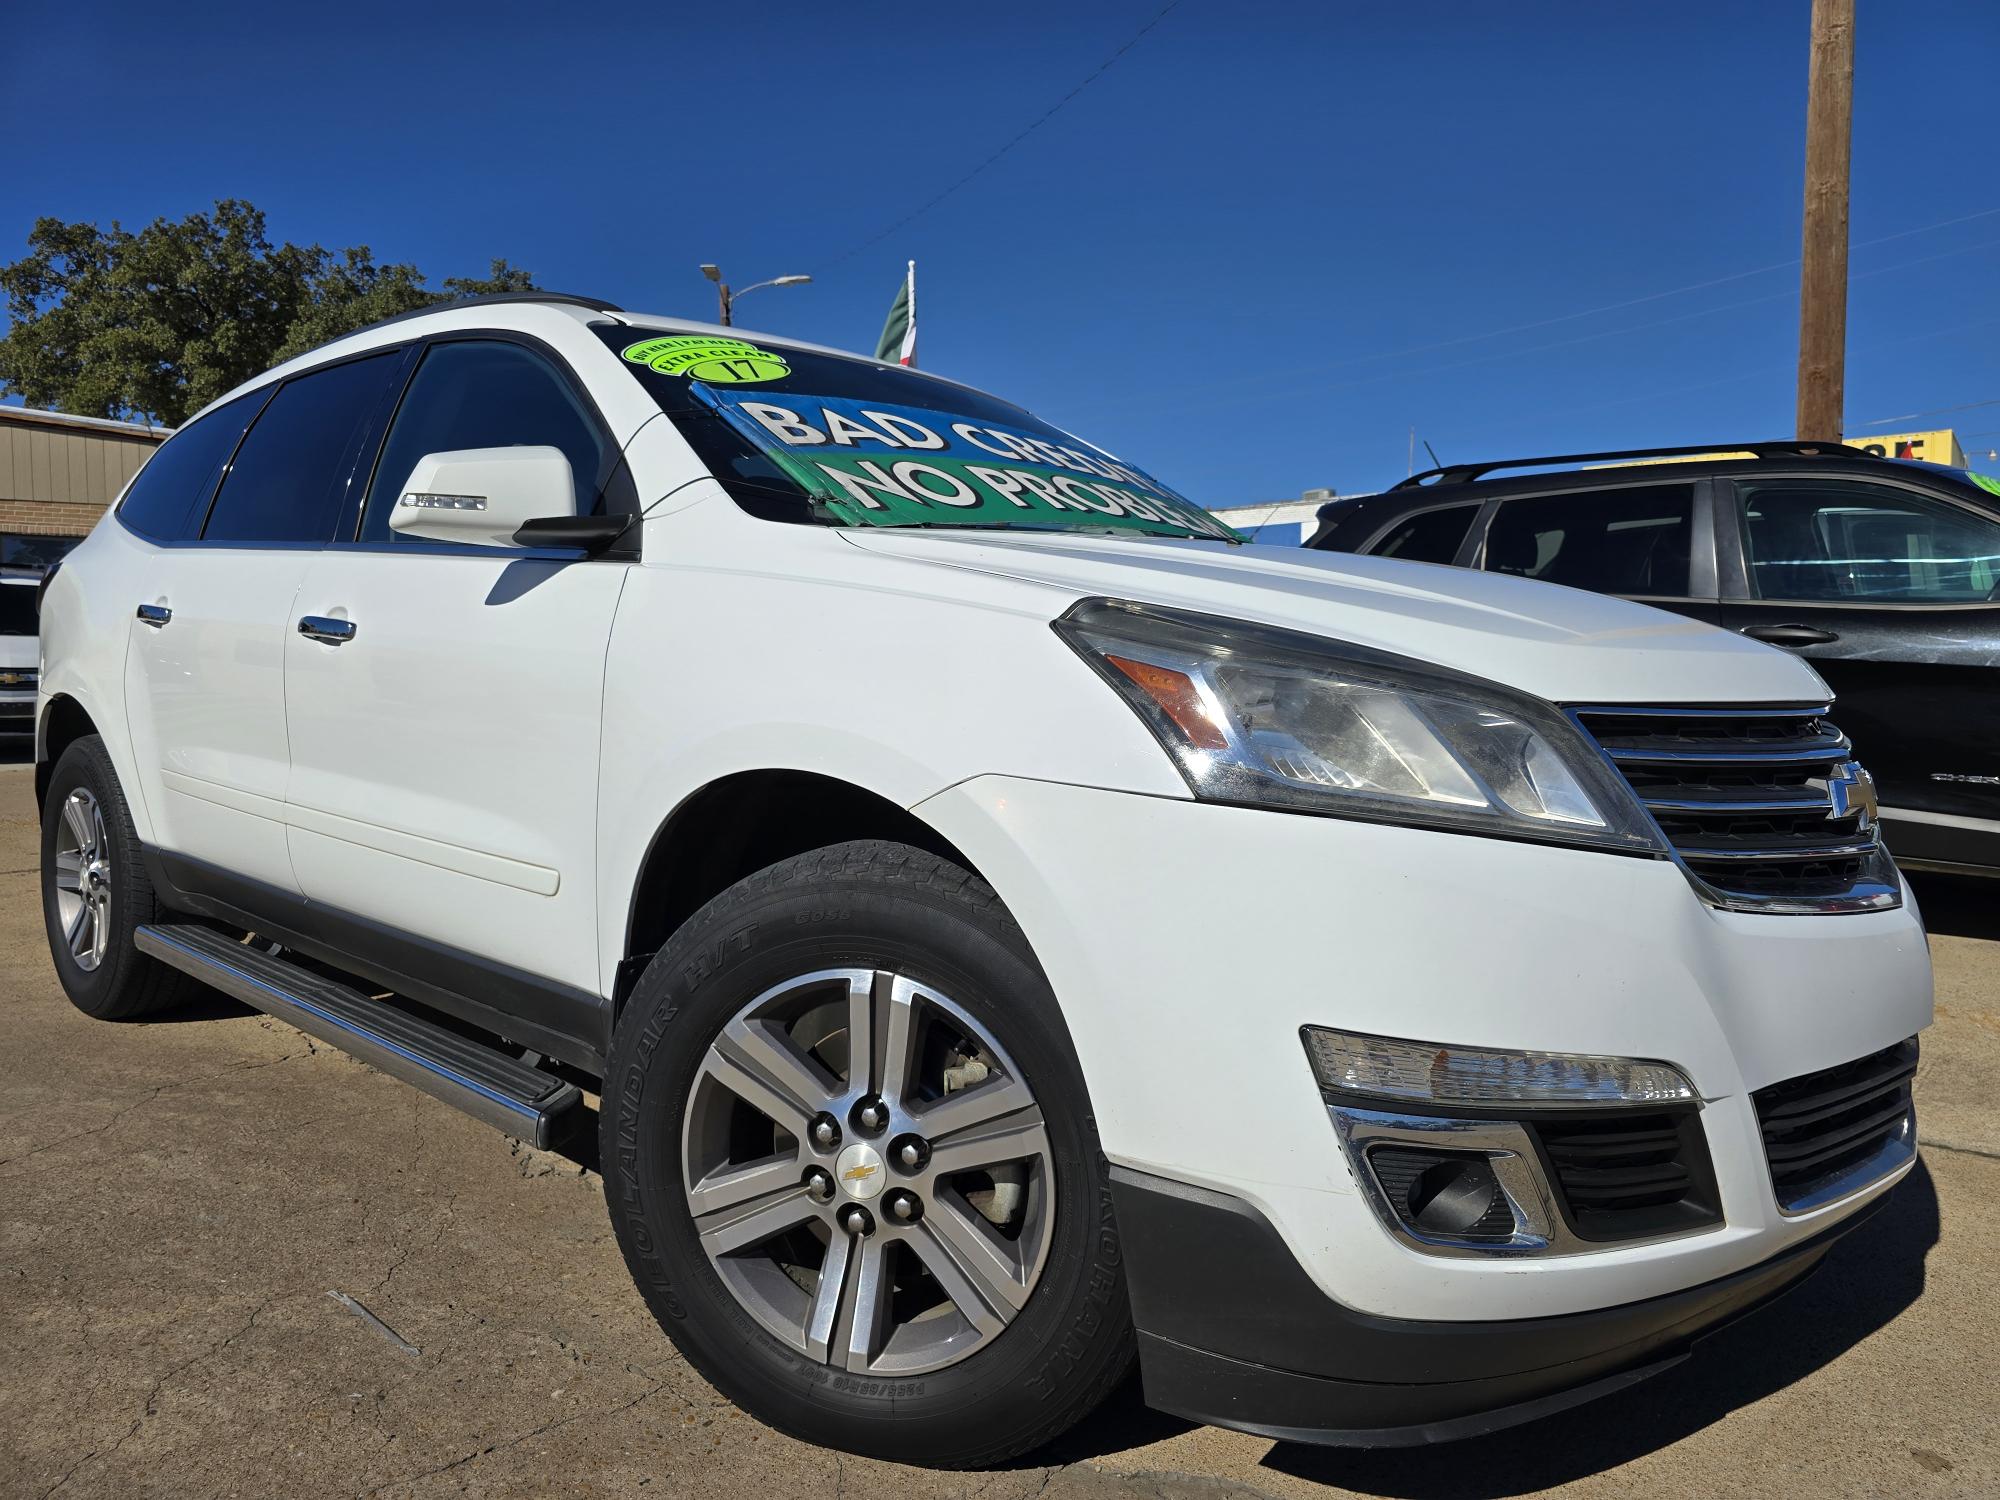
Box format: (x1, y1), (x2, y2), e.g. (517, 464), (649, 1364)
(681, 968), (1054, 1377)
(52, 788), (112, 972)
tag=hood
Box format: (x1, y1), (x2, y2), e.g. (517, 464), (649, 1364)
(836, 529), (1828, 706)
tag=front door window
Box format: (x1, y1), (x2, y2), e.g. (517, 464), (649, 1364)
(1736, 480), (2000, 602)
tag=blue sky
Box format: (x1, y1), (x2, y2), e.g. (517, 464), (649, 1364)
(4, 0), (1997, 505)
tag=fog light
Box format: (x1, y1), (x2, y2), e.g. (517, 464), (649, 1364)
(1303, 1027), (1697, 1109)
(1367, 1146), (1515, 1241)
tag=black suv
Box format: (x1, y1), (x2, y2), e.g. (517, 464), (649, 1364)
(1307, 442), (2000, 878)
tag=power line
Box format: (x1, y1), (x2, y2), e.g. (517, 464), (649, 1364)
(1855, 395), (2000, 427)
(1087, 213), (2000, 415)
(1121, 231), (2000, 415)
(1432, 310), (2000, 447)
(810, 0), (1186, 277)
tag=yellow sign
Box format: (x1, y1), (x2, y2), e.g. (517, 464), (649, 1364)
(1850, 429), (1965, 467)
(1591, 428), (1966, 470)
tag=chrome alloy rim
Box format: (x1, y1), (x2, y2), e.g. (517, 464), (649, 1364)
(52, 788), (112, 972)
(681, 968), (1055, 1376)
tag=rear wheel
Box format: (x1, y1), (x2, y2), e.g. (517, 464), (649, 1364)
(602, 840), (1132, 1467)
(40, 735), (197, 1020)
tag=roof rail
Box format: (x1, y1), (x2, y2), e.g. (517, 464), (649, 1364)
(336, 291), (624, 342)
(1392, 440), (1877, 489)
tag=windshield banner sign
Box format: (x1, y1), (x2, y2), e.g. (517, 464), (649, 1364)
(689, 384), (1238, 541)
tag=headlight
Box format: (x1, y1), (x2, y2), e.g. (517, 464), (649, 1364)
(1055, 599), (1663, 853)
(1302, 1026), (1698, 1109)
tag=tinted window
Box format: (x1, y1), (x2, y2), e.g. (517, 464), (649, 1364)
(1484, 484), (1694, 596)
(115, 392), (263, 542)
(360, 341), (607, 542)
(203, 352), (403, 544)
(1738, 480), (2000, 602)
(1372, 504), (1477, 564)
(1, 582), (34, 637)
(0, 535), (80, 573)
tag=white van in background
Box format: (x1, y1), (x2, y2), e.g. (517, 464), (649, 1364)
(1, 536), (78, 737)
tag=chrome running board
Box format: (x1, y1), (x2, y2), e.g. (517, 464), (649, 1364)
(135, 922), (583, 1148)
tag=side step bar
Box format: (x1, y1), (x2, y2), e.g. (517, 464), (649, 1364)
(135, 923), (584, 1149)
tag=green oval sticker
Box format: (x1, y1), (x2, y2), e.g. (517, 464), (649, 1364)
(1970, 471), (2000, 499)
(621, 335), (790, 384)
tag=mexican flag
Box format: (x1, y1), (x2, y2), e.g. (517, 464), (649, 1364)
(875, 261), (917, 367)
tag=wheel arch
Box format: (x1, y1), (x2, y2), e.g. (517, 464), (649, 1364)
(618, 768), (988, 1012)
(35, 694), (100, 812)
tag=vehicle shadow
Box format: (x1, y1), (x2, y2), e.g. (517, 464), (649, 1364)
(1258, 1163), (1940, 1498)
(1028, 1371), (1198, 1464)
(1907, 872), (2000, 941)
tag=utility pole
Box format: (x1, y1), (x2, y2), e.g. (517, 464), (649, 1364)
(1796, 0), (1854, 443)
(702, 265), (734, 325)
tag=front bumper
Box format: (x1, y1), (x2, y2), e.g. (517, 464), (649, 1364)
(1113, 1165), (1886, 1446)
(913, 775), (1933, 1323)
(0, 693), (33, 732)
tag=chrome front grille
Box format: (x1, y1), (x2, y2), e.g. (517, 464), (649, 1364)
(1571, 704), (1901, 914)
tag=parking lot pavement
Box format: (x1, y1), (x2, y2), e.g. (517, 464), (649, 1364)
(1, 752), (1996, 1500)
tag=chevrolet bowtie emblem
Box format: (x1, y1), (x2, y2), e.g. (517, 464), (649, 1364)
(1818, 760), (1878, 829)
(841, 1163), (879, 1183)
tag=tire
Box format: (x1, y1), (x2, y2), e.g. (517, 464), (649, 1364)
(40, 735), (197, 1020)
(602, 840), (1133, 1468)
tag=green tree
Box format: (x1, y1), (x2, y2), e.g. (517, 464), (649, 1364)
(0, 200), (539, 426)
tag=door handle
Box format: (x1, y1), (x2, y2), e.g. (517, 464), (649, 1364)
(135, 603), (171, 629)
(297, 615), (357, 645)
(1741, 623), (1839, 647)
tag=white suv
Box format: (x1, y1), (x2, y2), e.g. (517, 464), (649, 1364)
(35, 293), (1932, 1466)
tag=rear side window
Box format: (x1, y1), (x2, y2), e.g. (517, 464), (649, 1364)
(1371, 504), (1477, 564)
(1737, 480), (2000, 602)
(115, 392), (264, 542)
(358, 340), (608, 543)
(202, 351), (404, 544)
(1483, 484), (1695, 596)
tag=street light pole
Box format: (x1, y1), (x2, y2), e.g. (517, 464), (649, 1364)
(699, 265), (810, 328)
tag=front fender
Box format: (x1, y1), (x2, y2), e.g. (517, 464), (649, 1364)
(591, 541), (1187, 987)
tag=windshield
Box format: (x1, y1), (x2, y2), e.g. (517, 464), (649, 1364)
(0, 581), (36, 637)
(595, 326), (1236, 543)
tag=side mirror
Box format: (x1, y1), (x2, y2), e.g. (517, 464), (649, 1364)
(388, 446), (575, 548)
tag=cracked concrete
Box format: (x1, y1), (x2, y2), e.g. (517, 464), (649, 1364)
(2, 754), (1997, 1499)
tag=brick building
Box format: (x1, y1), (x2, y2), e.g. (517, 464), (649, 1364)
(0, 405), (169, 561)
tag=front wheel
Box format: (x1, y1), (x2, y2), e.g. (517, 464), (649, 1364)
(601, 841), (1133, 1467)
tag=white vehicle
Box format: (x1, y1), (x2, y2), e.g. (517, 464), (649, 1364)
(3, 538), (84, 737)
(1, 577), (37, 737)
(35, 294), (1931, 1465)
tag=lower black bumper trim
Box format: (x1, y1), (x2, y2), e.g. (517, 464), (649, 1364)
(1138, 1332), (1688, 1448)
(1113, 1165), (1890, 1446)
